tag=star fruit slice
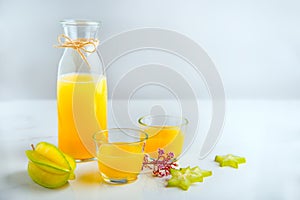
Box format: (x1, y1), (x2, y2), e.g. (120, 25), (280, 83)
(167, 166), (212, 190)
(215, 154), (246, 168)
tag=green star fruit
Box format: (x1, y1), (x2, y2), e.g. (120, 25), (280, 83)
(167, 166), (212, 191)
(215, 154), (246, 168)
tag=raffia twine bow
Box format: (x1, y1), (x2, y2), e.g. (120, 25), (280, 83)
(54, 34), (99, 68)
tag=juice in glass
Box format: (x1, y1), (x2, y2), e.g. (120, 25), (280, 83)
(57, 73), (107, 160)
(93, 128), (147, 184)
(97, 143), (145, 182)
(138, 115), (188, 159)
(142, 126), (184, 158)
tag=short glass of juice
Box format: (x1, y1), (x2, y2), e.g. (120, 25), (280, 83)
(93, 128), (148, 184)
(138, 115), (188, 159)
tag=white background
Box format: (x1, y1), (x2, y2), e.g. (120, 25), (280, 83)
(1, 1), (300, 199)
(0, 0), (300, 100)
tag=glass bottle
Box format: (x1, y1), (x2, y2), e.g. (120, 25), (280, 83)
(56, 20), (107, 162)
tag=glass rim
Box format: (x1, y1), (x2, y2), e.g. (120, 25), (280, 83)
(138, 115), (189, 127)
(93, 128), (148, 145)
(60, 19), (101, 26)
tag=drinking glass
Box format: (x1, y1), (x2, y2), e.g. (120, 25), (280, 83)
(93, 128), (148, 184)
(138, 115), (188, 159)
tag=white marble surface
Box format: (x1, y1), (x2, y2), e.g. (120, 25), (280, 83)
(0, 100), (300, 200)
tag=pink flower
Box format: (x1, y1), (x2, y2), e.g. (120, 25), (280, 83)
(143, 148), (178, 177)
(168, 152), (174, 158)
(158, 148), (165, 156)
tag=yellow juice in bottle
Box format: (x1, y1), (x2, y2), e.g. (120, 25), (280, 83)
(57, 73), (107, 160)
(143, 126), (184, 158)
(97, 143), (144, 181)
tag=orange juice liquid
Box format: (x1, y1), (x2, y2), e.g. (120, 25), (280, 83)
(57, 73), (107, 160)
(143, 126), (184, 158)
(97, 143), (144, 181)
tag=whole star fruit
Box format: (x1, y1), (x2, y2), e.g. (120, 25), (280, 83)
(167, 166), (212, 190)
(25, 142), (76, 188)
(215, 154), (246, 168)
(35, 142), (76, 180)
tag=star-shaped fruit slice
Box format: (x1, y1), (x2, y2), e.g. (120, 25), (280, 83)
(167, 166), (212, 190)
(215, 154), (246, 168)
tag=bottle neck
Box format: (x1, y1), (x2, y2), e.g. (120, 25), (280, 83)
(63, 26), (99, 40)
(60, 20), (100, 40)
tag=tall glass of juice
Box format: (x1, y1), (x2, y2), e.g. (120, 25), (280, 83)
(56, 20), (107, 162)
